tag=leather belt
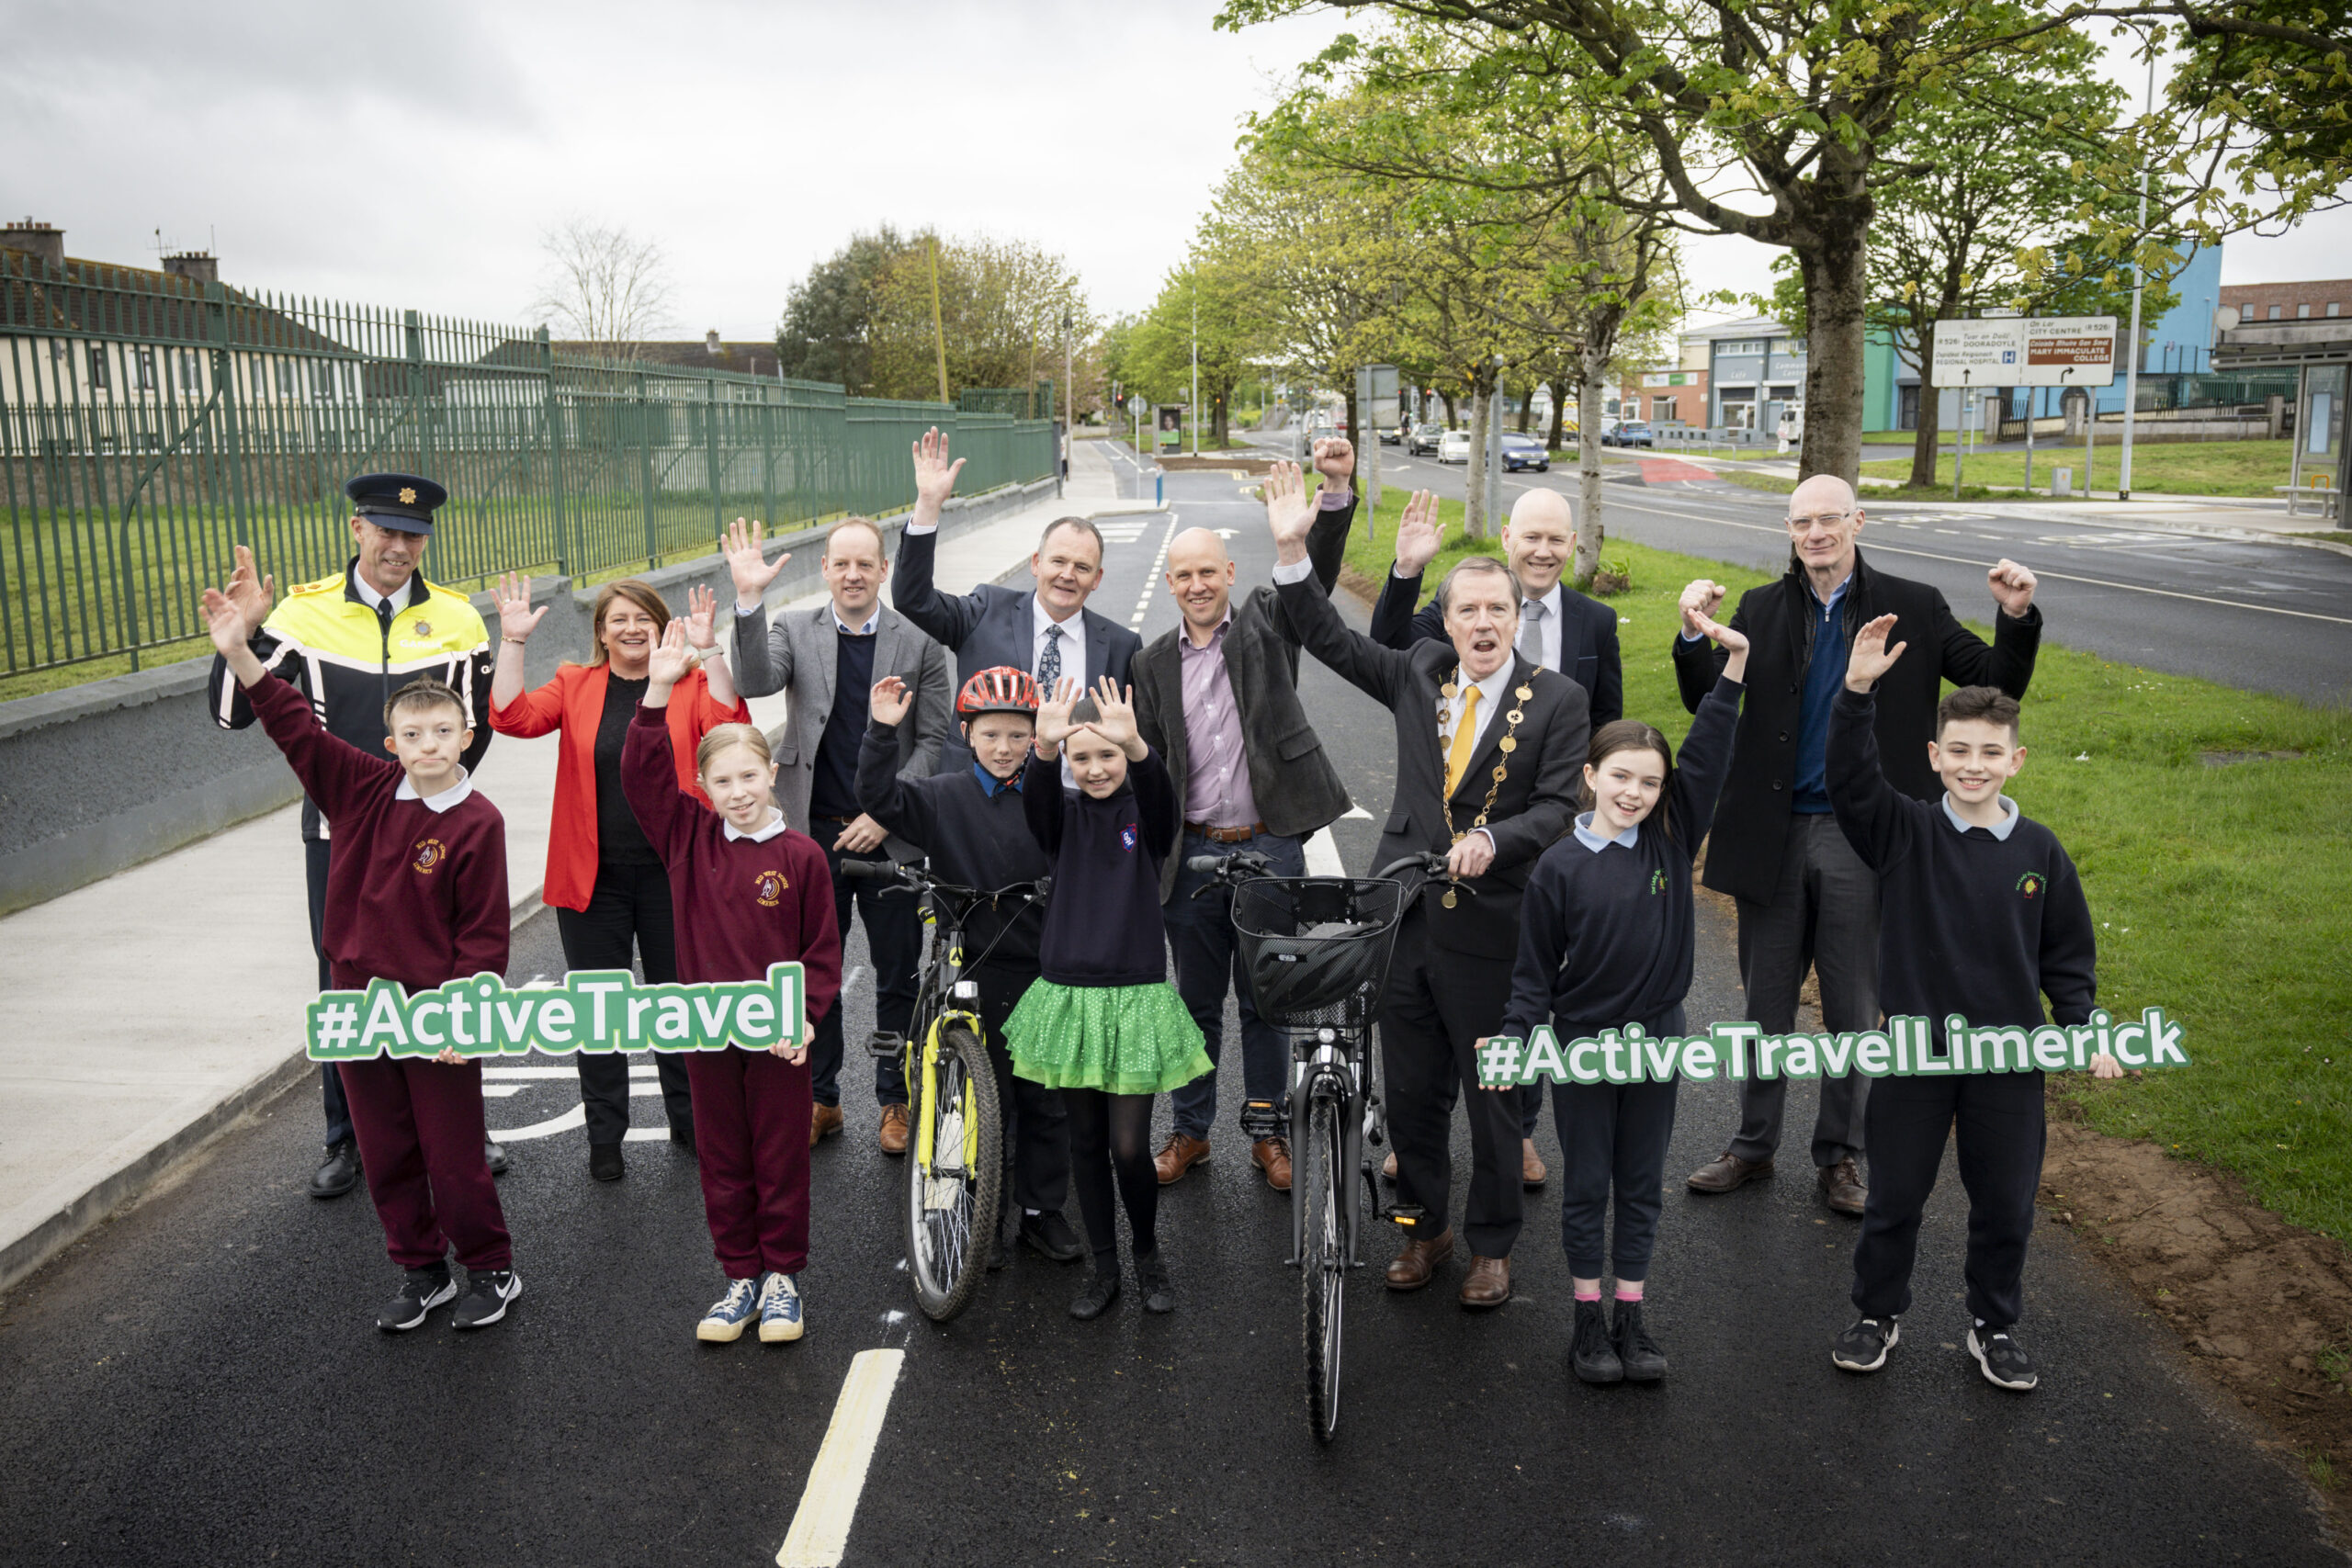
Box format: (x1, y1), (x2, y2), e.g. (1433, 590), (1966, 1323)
(1185, 820), (1267, 843)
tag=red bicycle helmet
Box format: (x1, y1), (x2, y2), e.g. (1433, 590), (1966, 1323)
(956, 665), (1040, 720)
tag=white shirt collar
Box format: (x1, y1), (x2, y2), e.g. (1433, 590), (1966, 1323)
(352, 567), (407, 613)
(1444, 661), (1516, 747)
(831, 603), (879, 637)
(1572, 809), (1640, 852)
(1940, 793), (2020, 840)
(724, 809), (789, 843)
(1033, 592), (1081, 640)
(394, 765), (474, 813)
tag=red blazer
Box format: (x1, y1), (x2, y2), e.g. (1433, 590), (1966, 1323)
(491, 660), (751, 912)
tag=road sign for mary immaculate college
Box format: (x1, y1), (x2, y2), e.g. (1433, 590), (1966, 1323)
(1931, 316), (2118, 388)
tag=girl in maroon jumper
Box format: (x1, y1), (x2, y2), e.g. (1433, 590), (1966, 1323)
(203, 570), (520, 1335)
(624, 621), (842, 1345)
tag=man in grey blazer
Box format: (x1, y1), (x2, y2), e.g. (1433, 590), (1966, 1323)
(1133, 436), (1358, 1192)
(891, 427), (1140, 777)
(725, 513), (952, 1152)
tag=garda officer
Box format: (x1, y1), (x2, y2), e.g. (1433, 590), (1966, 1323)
(206, 474), (508, 1197)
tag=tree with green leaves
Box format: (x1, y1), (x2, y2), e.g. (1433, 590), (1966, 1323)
(773, 227), (917, 394)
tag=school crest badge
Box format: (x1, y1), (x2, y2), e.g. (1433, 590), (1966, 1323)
(1120, 826), (1138, 852)
(2016, 872), (2044, 900)
(413, 837), (447, 874)
(755, 869), (787, 907)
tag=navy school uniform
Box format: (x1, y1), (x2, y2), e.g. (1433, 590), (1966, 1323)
(1498, 676), (1742, 1280)
(1826, 687), (2098, 1329)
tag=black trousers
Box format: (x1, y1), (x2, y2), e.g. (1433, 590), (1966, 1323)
(967, 964), (1069, 1214)
(554, 860), (695, 1144)
(305, 840), (353, 1149)
(1380, 908), (1522, 1258)
(1553, 1076), (1680, 1281)
(1850, 1069), (2045, 1330)
(812, 824), (923, 1109)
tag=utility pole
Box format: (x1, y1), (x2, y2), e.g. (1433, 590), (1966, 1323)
(928, 235), (949, 406)
(1062, 305), (1073, 431)
(1190, 280), (1200, 457)
(2119, 54), (2156, 500)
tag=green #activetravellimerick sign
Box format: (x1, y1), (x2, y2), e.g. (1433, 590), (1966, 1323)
(305, 965), (808, 1062)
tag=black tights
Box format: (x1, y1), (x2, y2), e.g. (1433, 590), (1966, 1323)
(1062, 1089), (1158, 1269)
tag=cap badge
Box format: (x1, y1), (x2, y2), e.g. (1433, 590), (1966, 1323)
(398, 487), (417, 505)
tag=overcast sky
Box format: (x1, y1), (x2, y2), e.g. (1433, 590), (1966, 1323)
(5, 0), (2344, 344)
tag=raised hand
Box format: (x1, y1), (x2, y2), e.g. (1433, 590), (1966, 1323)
(1033, 674), (1083, 752)
(912, 426), (965, 510)
(494, 571), (548, 642)
(1394, 490), (1442, 576)
(1987, 558), (2037, 618)
(1263, 460), (1317, 556)
(1679, 578), (1727, 638)
(1311, 435), (1354, 489)
(200, 585), (254, 660)
(1080, 675), (1140, 753)
(223, 544), (274, 630)
(646, 619), (695, 689)
(869, 675), (915, 727)
(683, 583), (720, 650)
(723, 517), (788, 604)
(1689, 608), (1750, 683)
(1844, 613), (1907, 694)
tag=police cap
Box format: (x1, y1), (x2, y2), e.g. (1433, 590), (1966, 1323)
(345, 473), (447, 533)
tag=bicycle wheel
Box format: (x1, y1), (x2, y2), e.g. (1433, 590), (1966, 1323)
(1300, 1090), (1349, 1441)
(903, 1022), (1005, 1321)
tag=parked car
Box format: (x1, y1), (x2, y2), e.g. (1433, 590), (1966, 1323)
(1601, 421), (1656, 448)
(1407, 422), (1446, 456)
(1381, 420), (1407, 446)
(1500, 433), (1551, 472)
(1436, 430), (1473, 464)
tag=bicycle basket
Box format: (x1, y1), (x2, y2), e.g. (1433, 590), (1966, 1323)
(1230, 877), (1408, 1028)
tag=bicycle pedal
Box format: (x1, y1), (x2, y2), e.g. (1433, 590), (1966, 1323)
(865, 1031), (906, 1061)
(1239, 1100), (1283, 1141)
(1386, 1203), (1427, 1227)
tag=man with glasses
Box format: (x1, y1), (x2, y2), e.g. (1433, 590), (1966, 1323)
(1672, 474), (2041, 1215)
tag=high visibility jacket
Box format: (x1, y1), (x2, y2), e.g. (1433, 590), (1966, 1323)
(209, 560), (496, 840)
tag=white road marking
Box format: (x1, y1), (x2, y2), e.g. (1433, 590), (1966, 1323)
(775, 1348), (906, 1568)
(1305, 827), (1346, 877)
(842, 965), (867, 995)
(1340, 802), (1372, 820)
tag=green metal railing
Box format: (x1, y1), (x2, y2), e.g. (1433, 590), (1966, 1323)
(0, 252), (1056, 675)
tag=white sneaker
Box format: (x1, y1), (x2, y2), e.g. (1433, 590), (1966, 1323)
(697, 1277), (759, 1343)
(758, 1271), (805, 1343)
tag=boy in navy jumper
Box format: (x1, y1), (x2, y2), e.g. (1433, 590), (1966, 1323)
(203, 574), (520, 1334)
(858, 667), (1081, 1266)
(1827, 615), (2116, 1391)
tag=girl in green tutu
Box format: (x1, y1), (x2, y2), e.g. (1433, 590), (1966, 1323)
(1010, 674), (1211, 1320)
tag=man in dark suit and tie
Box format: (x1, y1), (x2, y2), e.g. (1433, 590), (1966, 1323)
(892, 427), (1141, 777)
(1265, 468), (1587, 1310)
(1366, 484), (1621, 1188)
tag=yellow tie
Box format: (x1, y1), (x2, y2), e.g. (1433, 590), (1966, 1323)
(1443, 685), (1482, 799)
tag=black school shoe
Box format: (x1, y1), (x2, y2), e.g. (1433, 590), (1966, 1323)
(310, 1139), (361, 1200)
(1571, 1299), (1623, 1384)
(1136, 1251), (1175, 1314)
(485, 1140), (510, 1176)
(1833, 1314), (1900, 1372)
(1020, 1211), (1084, 1263)
(1611, 1300), (1668, 1382)
(669, 1119), (695, 1155)
(589, 1143), (625, 1182)
(453, 1269), (524, 1329)
(1069, 1268), (1121, 1321)
(1969, 1325), (2040, 1391)
(378, 1264), (457, 1332)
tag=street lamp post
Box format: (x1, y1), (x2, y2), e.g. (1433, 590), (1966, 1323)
(1190, 282), (1200, 457)
(2119, 53), (2156, 501)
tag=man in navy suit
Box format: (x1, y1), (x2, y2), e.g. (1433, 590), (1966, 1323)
(1367, 484), (1622, 1188)
(892, 427), (1143, 778)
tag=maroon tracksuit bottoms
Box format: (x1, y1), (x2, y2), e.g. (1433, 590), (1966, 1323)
(686, 1047), (811, 1278)
(340, 1056), (512, 1272)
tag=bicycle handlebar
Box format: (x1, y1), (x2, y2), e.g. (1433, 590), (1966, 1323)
(841, 859), (895, 881)
(1372, 851), (1476, 894)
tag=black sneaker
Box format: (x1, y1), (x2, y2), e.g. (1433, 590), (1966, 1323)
(1136, 1251), (1175, 1314)
(1069, 1268), (1121, 1321)
(377, 1264), (455, 1332)
(1020, 1211), (1084, 1263)
(453, 1269), (523, 1329)
(310, 1139), (362, 1200)
(1611, 1299), (1668, 1382)
(588, 1143), (625, 1182)
(484, 1140), (510, 1176)
(1571, 1299), (1623, 1384)
(1969, 1325), (2039, 1391)
(1833, 1314), (1900, 1372)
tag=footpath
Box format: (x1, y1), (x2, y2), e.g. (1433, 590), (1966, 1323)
(0, 443), (1141, 1293)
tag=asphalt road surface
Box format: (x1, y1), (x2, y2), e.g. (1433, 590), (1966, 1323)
(1340, 442), (2352, 707)
(0, 464), (2337, 1567)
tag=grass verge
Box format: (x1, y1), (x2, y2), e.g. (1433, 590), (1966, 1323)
(1860, 437), (2300, 498)
(1342, 487), (2352, 1242)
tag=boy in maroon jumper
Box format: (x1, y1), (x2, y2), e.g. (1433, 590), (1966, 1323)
(203, 573), (520, 1333)
(623, 621), (842, 1344)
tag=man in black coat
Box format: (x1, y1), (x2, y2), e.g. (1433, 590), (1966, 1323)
(1368, 483), (1621, 1187)
(891, 427), (1141, 777)
(1674, 474), (2042, 1214)
(1133, 438), (1357, 1192)
(1269, 471), (1587, 1311)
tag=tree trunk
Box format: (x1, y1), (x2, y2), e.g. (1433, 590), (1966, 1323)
(1341, 378), (1359, 471)
(1465, 382), (1490, 541)
(1795, 219), (1871, 483)
(1544, 378), (1566, 454)
(1440, 389), (1457, 426)
(1515, 381), (1533, 434)
(1907, 356), (1942, 489)
(1575, 341), (1607, 589)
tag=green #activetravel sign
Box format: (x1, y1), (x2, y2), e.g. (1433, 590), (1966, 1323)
(1474, 1008), (2188, 1089)
(304, 964), (808, 1063)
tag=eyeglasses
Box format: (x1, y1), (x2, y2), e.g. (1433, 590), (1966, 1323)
(1786, 511), (1854, 531)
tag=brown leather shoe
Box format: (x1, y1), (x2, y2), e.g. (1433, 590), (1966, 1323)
(1251, 1136), (1293, 1191)
(1385, 1226), (1455, 1291)
(1818, 1157), (1868, 1215)
(1459, 1254), (1512, 1309)
(1154, 1132), (1211, 1185)
(1382, 1149), (1398, 1180)
(809, 1102), (844, 1148)
(877, 1103), (910, 1156)
(1521, 1138), (1547, 1190)
(1687, 1151), (1773, 1193)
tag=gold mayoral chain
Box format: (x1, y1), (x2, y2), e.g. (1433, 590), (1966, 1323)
(1434, 670), (1533, 908)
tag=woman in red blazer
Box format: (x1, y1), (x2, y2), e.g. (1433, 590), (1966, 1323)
(490, 574), (752, 1181)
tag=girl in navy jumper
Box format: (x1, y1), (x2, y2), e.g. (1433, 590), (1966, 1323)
(625, 623), (842, 1346)
(1491, 610), (1748, 1386)
(1007, 675), (1211, 1319)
